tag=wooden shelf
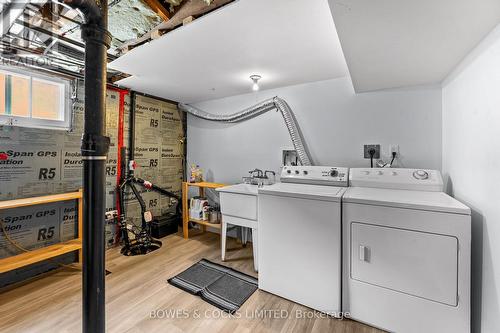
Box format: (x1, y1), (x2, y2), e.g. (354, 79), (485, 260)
(0, 190), (83, 273)
(0, 192), (83, 210)
(189, 218), (221, 229)
(0, 239), (82, 274)
(182, 181), (226, 239)
(184, 181), (226, 189)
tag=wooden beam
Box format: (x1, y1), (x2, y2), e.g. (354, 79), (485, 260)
(151, 29), (163, 40)
(182, 15), (194, 25)
(157, 0), (234, 31)
(1, 1), (28, 36)
(118, 0), (235, 54)
(108, 72), (131, 83)
(143, 0), (171, 21)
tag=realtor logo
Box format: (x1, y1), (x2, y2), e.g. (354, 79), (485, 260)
(0, 0), (83, 69)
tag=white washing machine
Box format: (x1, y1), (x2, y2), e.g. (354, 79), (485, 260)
(343, 168), (471, 333)
(258, 165), (348, 316)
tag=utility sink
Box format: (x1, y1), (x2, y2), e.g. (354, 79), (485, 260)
(217, 183), (259, 196)
(216, 184), (259, 220)
(216, 183), (262, 271)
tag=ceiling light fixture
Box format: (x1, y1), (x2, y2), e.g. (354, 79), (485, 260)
(250, 75), (261, 91)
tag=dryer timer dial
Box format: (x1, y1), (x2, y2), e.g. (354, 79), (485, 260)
(413, 170), (429, 180)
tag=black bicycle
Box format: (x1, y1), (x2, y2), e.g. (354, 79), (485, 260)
(117, 176), (180, 256)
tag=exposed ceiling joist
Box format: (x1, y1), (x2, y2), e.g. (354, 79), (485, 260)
(1, 1), (29, 36)
(0, 0), (148, 79)
(142, 0), (171, 21)
(156, 0), (232, 31)
(118, 0), (234, 54)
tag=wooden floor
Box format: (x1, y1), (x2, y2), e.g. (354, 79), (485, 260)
(0, 231), (384, 333)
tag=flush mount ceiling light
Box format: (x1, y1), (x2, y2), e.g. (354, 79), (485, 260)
(250, 75), (262, 91)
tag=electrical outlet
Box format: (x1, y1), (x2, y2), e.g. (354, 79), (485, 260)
(364, 144), (380, 159)
(389, 144), (399, 155)
(282, 149), (300, 166)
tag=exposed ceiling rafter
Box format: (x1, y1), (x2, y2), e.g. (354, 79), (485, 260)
(118, 0), (234, 54)
(1, 1), (29, 37)
(142, 0), (171, 21)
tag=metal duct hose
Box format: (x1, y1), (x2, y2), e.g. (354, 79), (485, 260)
(179, 97), (313, 166)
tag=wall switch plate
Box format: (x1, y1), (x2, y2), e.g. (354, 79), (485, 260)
(364, 144), (381, 159)
(389, 144), (399, 155)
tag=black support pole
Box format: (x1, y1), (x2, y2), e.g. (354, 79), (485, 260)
(64, 1), (111, 332)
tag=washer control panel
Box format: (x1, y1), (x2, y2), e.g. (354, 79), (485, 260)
(281, 166), (349, 187)
(349, 168), (443, 192)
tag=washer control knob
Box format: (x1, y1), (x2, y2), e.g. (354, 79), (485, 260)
(329, 169), (338, 177)
(287, 169), (291, 174)
(303, 170), (308, 175)
(295, 170), (300, 174)
(413, 170), (429, 180)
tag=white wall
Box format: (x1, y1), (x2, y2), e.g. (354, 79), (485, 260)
(187, 76), (442, 184)
(442, 24), (500, 333)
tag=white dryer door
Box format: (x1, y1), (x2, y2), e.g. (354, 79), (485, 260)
(351, 222), (458, 306)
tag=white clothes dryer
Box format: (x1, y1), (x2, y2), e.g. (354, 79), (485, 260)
(343, 168), (471, 333)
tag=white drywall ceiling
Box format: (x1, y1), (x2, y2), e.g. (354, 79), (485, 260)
(109, 0), (349, 103)
(329, 0), (500, 92)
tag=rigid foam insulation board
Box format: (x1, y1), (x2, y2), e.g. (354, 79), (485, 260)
(0, 81), (119, 286)
(0, 83), (184, 287)
(122, 94), (184, 227)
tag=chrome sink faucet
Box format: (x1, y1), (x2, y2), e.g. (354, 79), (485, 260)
(249, 168), (264, 178)
(250, 169), (265, 187)
(243, 169), (276, 187)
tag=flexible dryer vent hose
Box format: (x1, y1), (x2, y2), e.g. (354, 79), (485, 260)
(179, 97), (313, 166)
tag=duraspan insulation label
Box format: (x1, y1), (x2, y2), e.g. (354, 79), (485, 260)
(0, 202), (77, 259)
(0, 88), (184, 260)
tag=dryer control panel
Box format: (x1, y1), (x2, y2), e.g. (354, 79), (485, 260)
(349, 168), (443, 192)
(281, 166), (349, 187)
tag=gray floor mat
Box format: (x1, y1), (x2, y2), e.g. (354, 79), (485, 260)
(168, 259), (258, 313)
